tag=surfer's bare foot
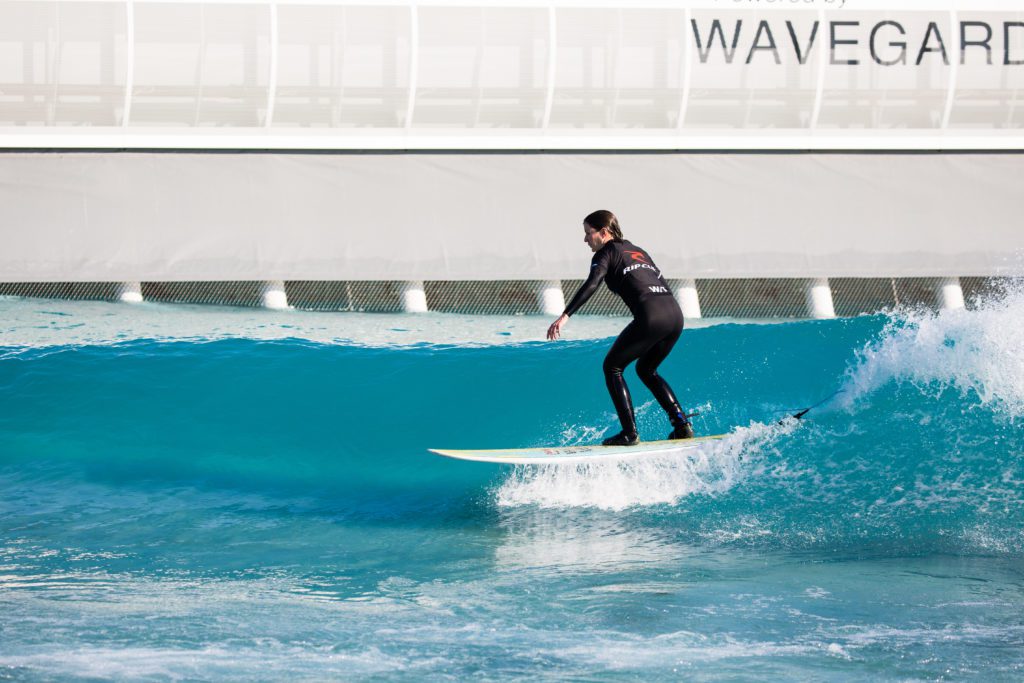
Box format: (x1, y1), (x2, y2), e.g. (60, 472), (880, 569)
(602, 431), (639, 446)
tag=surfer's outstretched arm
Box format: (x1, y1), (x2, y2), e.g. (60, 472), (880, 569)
(549, 250), (611, 340)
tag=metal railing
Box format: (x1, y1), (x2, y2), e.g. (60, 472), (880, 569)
(0, 277), (1009, 317)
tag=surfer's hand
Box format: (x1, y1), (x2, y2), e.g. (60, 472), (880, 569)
(547, 315), (568, 341)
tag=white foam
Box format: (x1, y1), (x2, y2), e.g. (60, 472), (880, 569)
(0, 644), (406, 680)
(837, 622), (1024, 648)
(841, 281), (1024, 419)
(960, 523), (1024, 555)
(825, 642), (851, 659)
(556, 632), (817, 670)
(493, 510), (685, 572)
(495, 421), (793, 511)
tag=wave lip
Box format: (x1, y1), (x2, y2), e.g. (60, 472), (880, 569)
(841, 281), (1024, 419)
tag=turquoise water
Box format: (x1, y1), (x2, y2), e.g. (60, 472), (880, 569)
(1, 291), (1023, 681)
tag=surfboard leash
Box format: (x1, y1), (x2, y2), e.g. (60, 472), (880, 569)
(779, 388), (846, 424)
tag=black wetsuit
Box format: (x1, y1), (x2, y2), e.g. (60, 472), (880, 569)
(563, 239), (686, 439)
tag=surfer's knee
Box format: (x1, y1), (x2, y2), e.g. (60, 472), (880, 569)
(603, 356), (625, 378)
(635, 360), (656, 381)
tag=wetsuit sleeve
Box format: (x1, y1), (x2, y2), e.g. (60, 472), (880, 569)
(563, 249), (611, 317)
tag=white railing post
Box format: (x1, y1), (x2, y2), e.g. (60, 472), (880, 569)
(537, 280), (564, 316)
(261, 280), (289, 309)
(674, 278), (701, 319)
(937, 276), (965, 310)
(401, 280), (428, 312)
(806, 277), (835, 319)
(116, 281), (143, 303)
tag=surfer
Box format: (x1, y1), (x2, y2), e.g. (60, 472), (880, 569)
(547, 210), (694, 446)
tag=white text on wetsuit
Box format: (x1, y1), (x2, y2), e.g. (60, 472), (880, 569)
(623, 263), (660, 276)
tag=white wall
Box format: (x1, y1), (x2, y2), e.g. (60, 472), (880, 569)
(1, 151), (1021, 281)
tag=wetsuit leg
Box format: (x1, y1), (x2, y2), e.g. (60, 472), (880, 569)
(635, 336), (681, 413)
(634, 299), (686, 422)
(603, 321), (659, 436)
(604, 297), (686, 436)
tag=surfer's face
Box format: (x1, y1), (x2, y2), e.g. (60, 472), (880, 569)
(584, 224), (611, 253)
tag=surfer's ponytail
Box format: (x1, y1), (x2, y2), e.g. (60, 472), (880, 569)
(583, 210), (623, 241)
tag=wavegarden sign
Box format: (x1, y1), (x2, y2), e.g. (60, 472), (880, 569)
(2, 0), (1022, 147)
(690, 18), (1024, 66)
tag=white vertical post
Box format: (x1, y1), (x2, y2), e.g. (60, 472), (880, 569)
(401, 280), (428, 313)
(122, 0), (135, 126)
(541, 6), (557, 129)
(806, 277), (835, 319)
(609, 9), (623, 126)
(937, 276), (965, 310)
(261, 280), (289, 309)
(675, 7), (692, 130)
(809, 7), (827, 129)
(674, 278), (701, 319)
(265, 1), (278, 127)
(404, 5), (419, 128)
(941, 9), (959, 129)
(116, 281), (143, 303)
(537, 280), (564, 316)
(194, 5), (207, 126)
(48, 4), (62, 126)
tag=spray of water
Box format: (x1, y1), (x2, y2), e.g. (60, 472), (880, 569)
(495, 421), (794, 511)
(841, 280), (1024, 419)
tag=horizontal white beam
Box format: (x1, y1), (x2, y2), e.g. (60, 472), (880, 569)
(3, 129), (1024, 151)
(29, 0), (1024, 11)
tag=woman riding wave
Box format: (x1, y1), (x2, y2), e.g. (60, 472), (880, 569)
(547, 210), (694, 446)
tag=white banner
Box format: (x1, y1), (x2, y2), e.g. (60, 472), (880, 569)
(0, 152), (1021, 281)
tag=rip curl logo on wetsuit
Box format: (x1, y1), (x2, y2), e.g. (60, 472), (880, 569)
(624, 250), (651, 265)
(623, 262), (660, 276)
(623, 250), (661, 277)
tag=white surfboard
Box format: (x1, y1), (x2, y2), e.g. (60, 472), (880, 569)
(429, 434), (728, 465)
